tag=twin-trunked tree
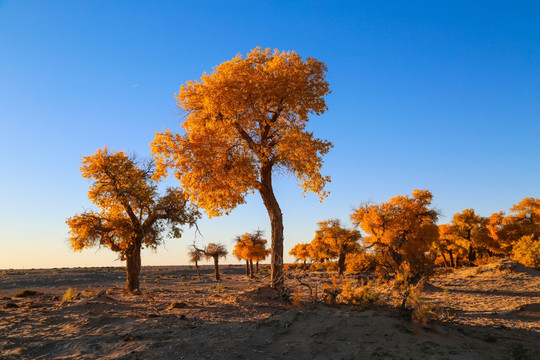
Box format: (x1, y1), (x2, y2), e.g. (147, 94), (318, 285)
(151, 48), (332, 288)
(66, 147), (200, 293)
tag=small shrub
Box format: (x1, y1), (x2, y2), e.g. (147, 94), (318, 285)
(62, 288), (78, 301)
(341, 280), (386, 310)
(393, 282), (450, 324)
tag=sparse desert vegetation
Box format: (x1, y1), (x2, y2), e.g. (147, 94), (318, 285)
(0, 260), (539, 359)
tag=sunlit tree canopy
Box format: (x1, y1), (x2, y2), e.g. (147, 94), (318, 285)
(151, 47), (332, 288)
(66, 147), (200, 292)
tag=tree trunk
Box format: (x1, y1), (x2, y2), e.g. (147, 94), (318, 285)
(449, 251), (455, 268)
(245, 260), (250, 278)
(125, 244), (141, 293)
(249, 260), (254, 278)
(338, 253), (346, 275)
(256, 261), (259, 273)
(441, 253), (449, 267)
(213, 256), (220, 281)
(468, 243), (476, 264)
(195, 261), (201, 278)
(259, 163), (284, 289)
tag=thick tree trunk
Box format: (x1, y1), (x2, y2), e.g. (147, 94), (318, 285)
(259, 163), (284, 289)
(213, 256), (220, 281)
(449, 251), (455, 268)
(125, 244), (141, 293)
(468, 243), (476, 264)
(245, 260), (251, 278)
(249, 260), (254, 278)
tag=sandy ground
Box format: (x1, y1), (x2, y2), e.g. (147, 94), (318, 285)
(0, 260), (539, 359)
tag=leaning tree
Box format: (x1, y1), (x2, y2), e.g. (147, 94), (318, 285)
(151, 47), (332, 288)
(66, 147), (200, 292)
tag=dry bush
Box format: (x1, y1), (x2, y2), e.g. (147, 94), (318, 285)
(340, 280), (386, 310)
(62, 288), (78, 301)
(391, 281), (453, 324)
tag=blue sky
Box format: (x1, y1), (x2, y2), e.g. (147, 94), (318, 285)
(1, 1), (538, 269)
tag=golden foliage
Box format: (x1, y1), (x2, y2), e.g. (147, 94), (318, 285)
(351, 189), (439, 283)
(66, 147), (200, 260)
(233, 231), (270, 262)
(512, 235), (540, 269)
(488, 197), (539, 255)
(309, 219), (362, 275)
(151, 47), (332, 217)
(450, 208), (500, 263)
(289, 243), (312, 265)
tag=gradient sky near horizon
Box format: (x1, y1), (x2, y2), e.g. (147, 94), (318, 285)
(1, 1), (538, 269)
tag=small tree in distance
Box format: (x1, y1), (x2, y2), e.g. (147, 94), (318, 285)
(188, 245), (203, 278)
(233, 230), (270, 278)
(66, 147), (200, 293)
(310, 219), (362, 275)
(194, 243), (228, 281)
(289, 243), (312, 269)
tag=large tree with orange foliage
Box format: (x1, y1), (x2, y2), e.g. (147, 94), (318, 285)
(351, 190), (439, 283)
(66, 148), (200, 293)
(151, 48), (332, 288)
(309, 219), (361, 275)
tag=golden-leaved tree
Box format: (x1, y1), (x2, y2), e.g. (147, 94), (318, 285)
(66, 147), (200, 292)
(233, 230), (270, 278)
(488, 197), (539, 255)
(309, 219), (362, 275)
(450, 208), (499, 263)
(151, 48), (332, 288)
(434, 224), (467, 267)
(289, 243), (312, 269)
(351, 189), (439, 283)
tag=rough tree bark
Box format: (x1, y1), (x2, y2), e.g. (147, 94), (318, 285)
(125, 241), (141, 293)
(259, 163), (284, 289)
(338, 253), (346, 276)
(213, 256), (220, 281)
(245, 260), (251, 278)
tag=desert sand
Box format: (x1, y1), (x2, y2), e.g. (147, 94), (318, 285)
(1, 259), (539, 359)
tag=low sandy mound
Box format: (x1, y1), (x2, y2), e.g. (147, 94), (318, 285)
(425, 258), (540, 331)
(223, 305), (538, 360)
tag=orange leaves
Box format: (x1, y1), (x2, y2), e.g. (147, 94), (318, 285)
(150, 47), (332, 217)
(289, 243), (312, 263)
(233, 231), (270, 262)
(66, 147), (200, 259)
(351, 189), (439, 283)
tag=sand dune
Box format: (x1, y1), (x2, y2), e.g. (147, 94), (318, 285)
(1, 260), (538, 359)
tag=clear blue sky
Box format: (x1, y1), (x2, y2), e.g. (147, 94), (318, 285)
(1, 1), (538, 269)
